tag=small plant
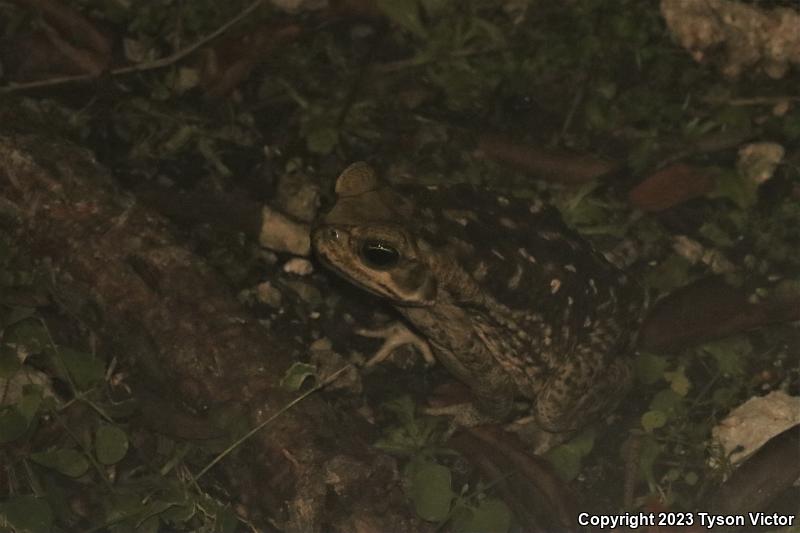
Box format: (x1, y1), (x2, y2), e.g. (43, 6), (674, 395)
(374, 396), (512, 532)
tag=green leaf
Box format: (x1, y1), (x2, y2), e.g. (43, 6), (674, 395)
(635, 352), (668, 385)
(701, 336), (752, 375)
(545, 430), (596, 481)
(1, 306), (36, 329)
(106, 492), (146, 524)
(584, 98), (608, 129)
(664, 368), (691, 396)
(473, 18), (506, 46)
(305, 126), (339, 155)
(0, 237), (9, 264)
(0, 494), (54, 533)
(4, 319), (49, 356)
(0, 407), (29, 443)
(709, 170), (758, 209)
(374, 397), (443, 455)
(596, 80), (617, 99)
(0, 343), (22, 377)
(30, 448), (90, 478)
(638, 436), (662, 488)
(451, 498), (512, 533)
(40, 475), (74, 528)
(641, 410), (667, 432)
(781, 109), (800, 140)
(150, 82), (171, 101)
(375, 0), (426, 37)
(649, 389), (684, 416)
(214, 506), (240, 533)
(419, 0), (449, 15)
(163, 125), (197, 153)
(138, 499), (178, 524)
(17, 385), (43, 423)
(53, 347), (105, 389)
(699, 222), (734, 247)
(547, 443), (584, 481)
(173, 67), (200, 93)
(382, 396), (417, 426)
(135, 515), (161, 533)
(570, 427), (597, 455)
(643, 254), (694, 292)
(96, 425), (130, 465)
(405, 459), (455, 522)
(161, 502), (196, 524)
(279, 362), (316, 391)
(665, 467), (681, 482)
(711, 386), (736, 407)
(374, 427), (420, 455)
(197, 138), (232, 177)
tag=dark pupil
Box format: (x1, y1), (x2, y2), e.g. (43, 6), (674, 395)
(361, 241), (399, 269)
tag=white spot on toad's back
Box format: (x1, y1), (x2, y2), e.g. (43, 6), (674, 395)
(518, 248), (537, 263)
(508, 263), (523, 289)
(550, 279), (561, 294)
(500, 217), (517, 229)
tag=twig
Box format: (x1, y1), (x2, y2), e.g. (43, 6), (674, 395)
(193, 364), (353, 481)
(0, 0), (269, 93)
(702, 96), (800, 106)
(336, 30), (383, 129)
(622, 433), (641, 509)
(375, 46), (509, 73)
(556, 82), (585, 143)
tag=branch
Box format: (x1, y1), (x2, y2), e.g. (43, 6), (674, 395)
(1, 0), (268, 93)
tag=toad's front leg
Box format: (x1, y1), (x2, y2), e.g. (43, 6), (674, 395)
(356, 321), (436, 366)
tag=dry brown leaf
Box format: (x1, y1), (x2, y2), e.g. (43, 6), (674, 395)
(628, 163), (717, 212)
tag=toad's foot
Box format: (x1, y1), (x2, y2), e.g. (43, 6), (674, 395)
(356, 321), (436, 367)
(424, 384), (521, 430)
(426, 388), (568, 454)
(424, 402), (498, 428)
(426, 407), (570, 454)
(421, 402), (498, 443)
(505, 415), (572, 455)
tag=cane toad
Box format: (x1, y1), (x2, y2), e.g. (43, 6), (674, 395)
(312, 163), (643, 437)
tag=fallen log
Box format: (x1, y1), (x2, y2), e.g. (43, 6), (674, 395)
(0, 130), (423, 532)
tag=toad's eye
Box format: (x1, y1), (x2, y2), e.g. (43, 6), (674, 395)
(361, 241), (400, 269)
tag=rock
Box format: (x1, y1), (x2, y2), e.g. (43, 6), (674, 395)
(258, 206), (310, 256)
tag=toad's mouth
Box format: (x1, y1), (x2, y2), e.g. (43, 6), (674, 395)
(313, 249), (377, 294)
(317, 252), (435, 308)
(312, 224), (437, 307)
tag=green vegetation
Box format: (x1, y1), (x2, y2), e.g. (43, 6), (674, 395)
(1, 0), (798, 531)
